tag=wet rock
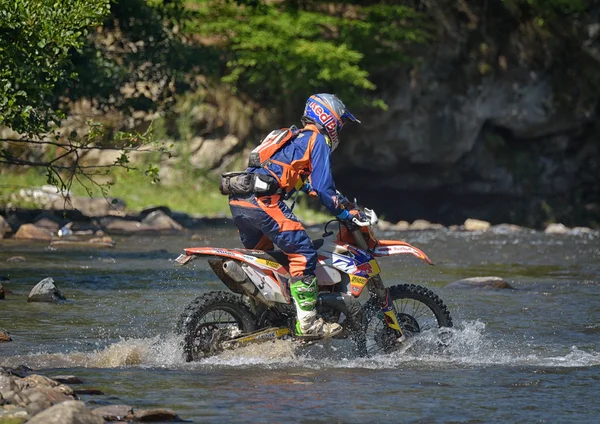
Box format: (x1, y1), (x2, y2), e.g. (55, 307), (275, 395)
(544, 223), (569, 234)
(0, 215), (11, 238)
(32, 217), (60, 233)
(25, 400), (104, 424)
(464, 218), (491, 231)
(0, 375), (14, 391)
(378, 219), (411, 231)
(133, 408), (181, 422)
(0, 282), (5, 300)
(570, 226), (594, 235)
(491, 223), (524, 233)
(409, 219), (444, 230)
(91, 404), (133, 421)
(60, 221), (103, 237)
(88, 236), (115, 246)
(0, 369), (184, 423)
(0, 331), (11, 342)
(50, 376), (83, 385)
(50, 236), (115, 248)
(409, 219), (432, 230)
(15, 374), (60, 391)
(1, 391), (16, 405)
(393, 220), (410, 231)
(139, 206), (172, 219)
(447, 276), (514, 290)
(376, 220), (391, 231)
(99, 217), (148, 234)
(21, 386), (73, 415)
(0, 366), (33, 378)
(6, 256), (26, 263)
(25, 397), (52, 417)
(13, 224), (52, 241)
(27, 277), (66, 303)
(0, 373), (76, 418)
(141, 210), (183, 232)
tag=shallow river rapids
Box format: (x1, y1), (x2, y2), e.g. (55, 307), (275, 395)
(1, 227), (599, 422)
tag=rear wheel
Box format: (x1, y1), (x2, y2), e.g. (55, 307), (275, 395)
(176, 291), (257, 362)
(364, 284), (452, 355)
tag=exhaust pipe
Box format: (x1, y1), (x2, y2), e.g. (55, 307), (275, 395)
(222, 260), (246, 283)
(216, 260), (273, 306)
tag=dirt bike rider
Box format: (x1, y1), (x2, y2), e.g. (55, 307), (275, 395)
(227, 93), (365, 339)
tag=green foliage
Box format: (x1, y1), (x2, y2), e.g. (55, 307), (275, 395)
(68, 0), (216, 113)
(185, 1), (429, 113)
(0, 0), (110, 134)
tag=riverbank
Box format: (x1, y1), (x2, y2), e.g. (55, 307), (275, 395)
(0, 366), (181, 423)
(1, 185), (597, 247)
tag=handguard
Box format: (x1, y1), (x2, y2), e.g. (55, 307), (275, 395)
(352, 208), (378, 227)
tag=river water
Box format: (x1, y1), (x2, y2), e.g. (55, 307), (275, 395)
(1, 226), (599, 423)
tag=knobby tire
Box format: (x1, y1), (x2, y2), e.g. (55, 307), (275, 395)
(176, 291), (257, 362)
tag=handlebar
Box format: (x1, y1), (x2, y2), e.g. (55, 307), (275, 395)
(338, 207), (379, 251)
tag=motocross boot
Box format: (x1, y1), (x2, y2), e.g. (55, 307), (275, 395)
(290, 275), (342, 339)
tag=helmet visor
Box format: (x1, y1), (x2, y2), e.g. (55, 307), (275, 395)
(341, 110), (361, 124)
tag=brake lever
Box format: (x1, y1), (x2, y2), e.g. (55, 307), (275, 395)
(351, 216), (371, 227)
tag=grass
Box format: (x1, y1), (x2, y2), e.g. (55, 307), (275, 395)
(0, 168), (332, 223)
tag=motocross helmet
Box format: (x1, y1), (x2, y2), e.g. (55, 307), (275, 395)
(301, 93), (360, 152)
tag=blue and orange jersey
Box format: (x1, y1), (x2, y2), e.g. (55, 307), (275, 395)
(247, 124), (345, 216)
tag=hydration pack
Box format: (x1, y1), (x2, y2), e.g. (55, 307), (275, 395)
(219, 172), (280, 196)
(248, 125), (299, 168)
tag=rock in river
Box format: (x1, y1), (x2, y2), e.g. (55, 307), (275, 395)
(14, 224), (53, 241)
(27, 277), (67, 303)
(447, 276), (514, 290)
(0, 330), (12, 342)
(25, 400), (104, 424)
(464, 218), (491, 231)
(0, 215), (11, 238)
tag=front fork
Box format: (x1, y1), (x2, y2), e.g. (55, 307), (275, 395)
(349, 228), (404, 339)
(368, 274), (404, 339)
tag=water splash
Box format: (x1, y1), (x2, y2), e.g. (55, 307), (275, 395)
(4, 322), (598, 370)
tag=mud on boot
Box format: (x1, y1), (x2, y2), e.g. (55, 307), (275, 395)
(295, 317), (343, 341)
(291, 275), (343, 340)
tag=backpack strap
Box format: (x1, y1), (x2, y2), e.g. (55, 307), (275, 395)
(248, 126), (300, 168)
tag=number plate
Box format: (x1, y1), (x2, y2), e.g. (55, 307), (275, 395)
(175, 254), (195, 265)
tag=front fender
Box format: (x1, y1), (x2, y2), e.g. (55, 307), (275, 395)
(372, 240), (434, 265)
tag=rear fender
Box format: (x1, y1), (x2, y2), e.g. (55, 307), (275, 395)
(184, 247), (291, 304)
(183, 247), (290, 275)
(372, 240), (434, 265)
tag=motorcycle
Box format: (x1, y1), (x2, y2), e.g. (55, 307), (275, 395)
(174, 198), (452, 362)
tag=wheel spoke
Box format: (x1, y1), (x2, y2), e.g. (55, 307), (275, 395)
(364, 285), (451, 356)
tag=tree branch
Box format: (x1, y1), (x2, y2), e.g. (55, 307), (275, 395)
(0, 137), (158, 152)
(0, 158), (137, 170)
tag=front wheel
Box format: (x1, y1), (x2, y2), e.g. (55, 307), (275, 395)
(364, 284), (453, 355)
(176, 291), (257, 362)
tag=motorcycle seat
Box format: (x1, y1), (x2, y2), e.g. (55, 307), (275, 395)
(262, 239), (324, 267)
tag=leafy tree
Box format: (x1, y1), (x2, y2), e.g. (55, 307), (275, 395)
(0, 0), (110, 135)
(0, 0), (169, 198)
(184, 0), (430, 119)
